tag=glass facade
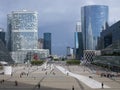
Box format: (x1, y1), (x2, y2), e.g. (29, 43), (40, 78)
(11, 49), (49, 63)
(81, 5), (108, 50)
(7, 14), (12, 51)
(43, 33), (51, 54)
(0, 29), (5, 45)
(74, 22), (83, 59)
(74, 32), (83, 59)
(10, 11), (38, 51)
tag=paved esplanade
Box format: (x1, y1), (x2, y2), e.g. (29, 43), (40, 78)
(56, 65), (110, 88)
(0, 62), (120, 90)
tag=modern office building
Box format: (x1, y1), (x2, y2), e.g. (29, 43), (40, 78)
(0, 28), (6, 45)
(81, 5), (108, 50)
(38, 38), (44, 49)
(11, 49), (49, 63)
(93, 21), (120, 72)
(6, 10), (40, 63)
(0, 39), (13, 63)
(7, 10), (38, 51)
(7, 14), (12, 51)
(43, 33), (51, 54)
(99, 20), (120, 49)
(74, 22), (83, 59)
(66, 47), (74, 59)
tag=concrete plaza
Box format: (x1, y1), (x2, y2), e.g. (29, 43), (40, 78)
(0, 63), (120, 90)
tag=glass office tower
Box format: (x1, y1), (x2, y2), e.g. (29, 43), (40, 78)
(81, 5), (108, 50)
(9, 10), (38, 51)
(43, 33), (51, 54)
(0, 28), (6, 45)
(74, 22), (83, 59)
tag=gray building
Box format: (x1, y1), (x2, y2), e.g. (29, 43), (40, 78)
(81, 5), (108, 50)
(74, 22), (83, 59)
(0, 28), (6, 45)
(43, 33), (51, 54)
(99, 20), (120, 49)
(0, 39), (13, 63)
(93, 21), (120, 72)
(38, 38), (44, 49)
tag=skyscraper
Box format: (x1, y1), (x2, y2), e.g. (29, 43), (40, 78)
(74, 22), (83, 59)
(81, 5), (108, 50)
(38, 38), (44, 49)
(7, 10), (38, 51)
(43, 33), (51, 54)
(0, 28), (6, 45)
(7, 14), (12, 51)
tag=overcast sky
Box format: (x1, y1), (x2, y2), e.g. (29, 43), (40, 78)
(0, 0), (120, 56)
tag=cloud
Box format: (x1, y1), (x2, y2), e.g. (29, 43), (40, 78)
(83, 0), (96, 6)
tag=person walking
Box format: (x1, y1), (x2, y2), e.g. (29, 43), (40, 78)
(15, 80), (18, 86)
(101, 82), (104, 89)
(38, 82), (41, 89)
(72, 85), (74, 90)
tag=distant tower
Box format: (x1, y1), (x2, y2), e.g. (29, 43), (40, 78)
(7, 14), (12, 51)
(74, 22), (83, 59)
(43, 33), (51, 54)
(81, 5), (108, 50)
(38, 38), (44, 49)
(0, 28), (6, 45)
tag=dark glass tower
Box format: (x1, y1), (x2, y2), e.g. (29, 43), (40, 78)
(75, 32), (83, 59)
(43, 33), (51, 54)
(0, 29), (6, 45)
(74, 22), (83, 60)
(81, 5), (108, 50)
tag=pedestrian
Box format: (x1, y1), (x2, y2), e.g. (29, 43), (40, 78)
(72, 85), (74, 90)
(2, 79), (4, 82)
(38, 82), (41, 88)
(0, 79), (4, 84)
(15, 80), (18, 86)
(101, 82), (104, 88)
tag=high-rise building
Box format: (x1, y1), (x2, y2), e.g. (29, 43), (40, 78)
(81, 5), (108, 50)
(100, 20), (120, 49)
(7, 14), (12, 51)
(7, 10), (38, 51)
(0, 28), (6, 45)
(38, 38), (44, 49)
(66, 46), (74, 59)
(74, 22), (83, 59)
(43, 33), (51, 54)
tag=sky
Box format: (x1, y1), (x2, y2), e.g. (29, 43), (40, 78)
(0, 0), (120, 56)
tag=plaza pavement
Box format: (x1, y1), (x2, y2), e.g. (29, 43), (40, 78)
(61, 65), (120, 90)
(0, 63), (120, 90)
(0, 64), (80, 90)
(56, 65), (110, 88)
